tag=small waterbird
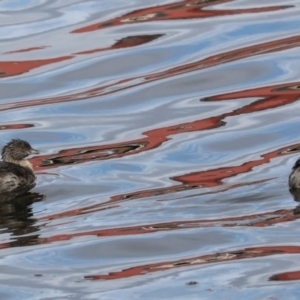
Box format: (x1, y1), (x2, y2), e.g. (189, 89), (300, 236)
(0, 139), (39, 194)
(289, 158), (300, 189)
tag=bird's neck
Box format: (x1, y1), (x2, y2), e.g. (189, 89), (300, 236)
(4, 157), (34, 171)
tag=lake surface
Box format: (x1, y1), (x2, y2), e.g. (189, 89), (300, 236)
(0, 0), (300, 299)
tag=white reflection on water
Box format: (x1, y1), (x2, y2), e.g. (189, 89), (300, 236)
(0, 2), (103, 39)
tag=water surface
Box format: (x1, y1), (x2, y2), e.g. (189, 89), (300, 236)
(0, 0), (300, 299)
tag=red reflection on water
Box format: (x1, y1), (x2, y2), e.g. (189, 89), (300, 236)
(174, 146), (284, 186)
(37, 207), (298, 242)
(35, 136), (300, 223)
(147, 35), (300, 81)
(75, 34), (163, 55)
(270, 271), (300, 281)
(72, 0), (291, 33)
(26, 80), (300, 225)
(4, 46), (49, 54)
(0, 178), (295, 249)
(3, 33), (300, 109)
(40, 205), (119, 222)
(0, 56), (73, 77)
(204, 83), (300, 104)
(31, 80), (300, 174)
(0, 124), (34, 130)
(0, 34), (161, 77)
(85, 246), (300, 280)
(0, 203), (297, 250)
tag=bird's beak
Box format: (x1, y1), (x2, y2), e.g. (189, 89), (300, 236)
(30, 148), (40, 155)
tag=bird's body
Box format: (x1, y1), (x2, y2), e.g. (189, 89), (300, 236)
(0, 139), (39, 194)
(289, 158), (300, 189)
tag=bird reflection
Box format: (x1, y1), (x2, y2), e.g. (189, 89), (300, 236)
(0, 191), (44, 247)
(289, 188), (300, 215)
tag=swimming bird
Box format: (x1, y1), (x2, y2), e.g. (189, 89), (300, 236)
(289, 158), (300, 189)
(0, 139), (39, 194)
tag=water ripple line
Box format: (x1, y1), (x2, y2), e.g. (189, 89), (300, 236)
(72, 0), (292, 33)
(85, 245), (300, 280)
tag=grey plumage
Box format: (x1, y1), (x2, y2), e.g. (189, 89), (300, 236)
(0, 139), (39, 194)
(289, 158), (300, 189)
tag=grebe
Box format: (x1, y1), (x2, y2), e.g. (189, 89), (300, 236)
(0, 139), (39, 194)
(289, 158), (300, 189)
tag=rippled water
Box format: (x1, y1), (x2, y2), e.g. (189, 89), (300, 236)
(1, 0), (300, 299)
